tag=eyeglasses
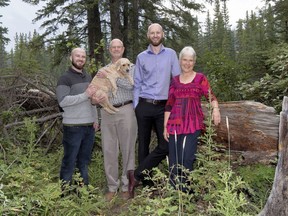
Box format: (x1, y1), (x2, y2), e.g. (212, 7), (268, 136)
(110, 46), (123, 49)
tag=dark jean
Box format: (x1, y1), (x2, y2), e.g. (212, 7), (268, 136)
(168, 131), (201, 192)
(60, 125), (95, 185)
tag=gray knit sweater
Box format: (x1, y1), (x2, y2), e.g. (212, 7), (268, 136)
(56, 67), (98, 125)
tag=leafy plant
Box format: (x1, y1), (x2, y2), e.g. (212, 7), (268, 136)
(236, 164), (275, 208)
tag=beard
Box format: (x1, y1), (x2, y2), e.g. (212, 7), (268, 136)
(149, 37), (164, 46)
(72, 59), (85, 70)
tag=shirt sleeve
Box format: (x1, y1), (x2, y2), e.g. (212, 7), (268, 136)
(200, 74), (218, 102)
(171, 50), (181, 77)
(133, 58), (142, 108)
(56, 75), (90, 108)
(165, 78), (176, 112)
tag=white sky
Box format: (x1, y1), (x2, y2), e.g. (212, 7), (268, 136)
(1, 0), (266, 51)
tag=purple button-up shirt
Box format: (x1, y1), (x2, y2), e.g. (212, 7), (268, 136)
(133, 44), (181, 107)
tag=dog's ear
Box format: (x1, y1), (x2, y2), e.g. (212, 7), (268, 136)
(116, 59), (122, 71)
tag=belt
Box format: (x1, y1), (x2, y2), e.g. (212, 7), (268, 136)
(63, 123), (93, 127)
(139, 97), (167, 105)
(113, 100), (133, 108)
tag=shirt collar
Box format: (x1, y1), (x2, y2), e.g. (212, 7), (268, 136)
(147, 44), (165, 54)
(69, 67), (86, 77)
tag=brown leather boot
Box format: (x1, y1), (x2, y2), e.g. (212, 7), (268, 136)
(127, 170), (140, 198)
(105, 191), (116, 202)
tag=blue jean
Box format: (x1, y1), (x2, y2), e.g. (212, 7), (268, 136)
(168, 130), (201, 192)
(60, 125), (95, 185)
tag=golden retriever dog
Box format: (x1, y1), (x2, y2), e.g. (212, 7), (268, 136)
(90, 58), (133, 114)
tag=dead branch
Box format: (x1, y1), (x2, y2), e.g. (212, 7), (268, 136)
(4, 113), (62, 129)
(35, 118), (59, 145)
(19, 107), (57, 116)
(1, 84), (27, 91)
(45, 130), (61, 154)
(19, 76), (56, 98)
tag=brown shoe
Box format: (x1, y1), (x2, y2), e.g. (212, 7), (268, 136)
(127, 170), (140, 198)
(105, 191), (116, 202)
(121, 191), (130, 200)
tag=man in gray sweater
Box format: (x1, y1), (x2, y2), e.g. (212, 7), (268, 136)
(56, 47), (98, 188)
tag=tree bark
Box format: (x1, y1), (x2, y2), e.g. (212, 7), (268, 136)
(109, 0), (123, 40)
(87, 0), (104, 68)
(258, 96), (288, 216)
(130, 0), (139, 62)
(206, 100), (279, 152)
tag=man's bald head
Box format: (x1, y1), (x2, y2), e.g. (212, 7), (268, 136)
(71, 47), (86, 56)
(147, 23), (163, 34)
(70, 47), (86, 71)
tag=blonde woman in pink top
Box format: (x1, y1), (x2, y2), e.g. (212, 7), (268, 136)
(163, 46), (221, 192)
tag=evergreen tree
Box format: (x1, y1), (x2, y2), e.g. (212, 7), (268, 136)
(0, 0), (10, 70)
(271, 0), (288, 42)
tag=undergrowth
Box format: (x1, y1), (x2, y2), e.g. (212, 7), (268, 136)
(0, 106), (275, 215)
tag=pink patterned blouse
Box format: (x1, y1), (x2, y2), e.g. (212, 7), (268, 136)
(165, 73), (217, 135)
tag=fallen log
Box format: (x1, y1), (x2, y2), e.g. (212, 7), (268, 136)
(204, 101), (279, 153)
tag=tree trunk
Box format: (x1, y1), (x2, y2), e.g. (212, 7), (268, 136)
(110, 0), (123, 40)
(130, 0), (139, 62)
(87, 1), (104, 69)
(123, 0), (129, 58)
(259, 96), (288, 216)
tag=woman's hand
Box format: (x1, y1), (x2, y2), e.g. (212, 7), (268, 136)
(163, 127), (169, 142)
(212, 108), (221, 126)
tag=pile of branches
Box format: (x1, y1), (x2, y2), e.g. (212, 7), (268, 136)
(0, 74), (62, 156)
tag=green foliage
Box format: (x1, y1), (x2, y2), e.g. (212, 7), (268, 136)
(239, 43), (288, 112)
(87, 39), (105, 74)
(198, 51), (249, 102)
(126, 104), (258, 215)
(0, 0), (10, 48)
(0, 103), (274, 215)
(1, 110), (15, 125)
(208, 170), (253, 216)
(237, 164), (275, 208)
(0, 145), (107, 215)
(88, 147), (106, 188)
(23, 117), (38, 152)
(0, 0), (287, 109)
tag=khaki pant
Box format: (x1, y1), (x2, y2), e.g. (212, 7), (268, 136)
(101, 103), (137, 192)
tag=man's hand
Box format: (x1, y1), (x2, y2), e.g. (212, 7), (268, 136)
(91, 92), (106, 105)
(93, 122), (100, 131)
(85, 84), (97, 98)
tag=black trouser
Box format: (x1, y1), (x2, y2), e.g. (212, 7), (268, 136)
(134, 100), (168, 185)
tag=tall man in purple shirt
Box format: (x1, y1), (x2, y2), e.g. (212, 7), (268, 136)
(127, 23), (181, 198)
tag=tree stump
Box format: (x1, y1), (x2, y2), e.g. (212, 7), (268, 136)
(259, 96), (288, 216)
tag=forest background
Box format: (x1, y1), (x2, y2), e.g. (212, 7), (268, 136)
(0, 0), (288, 215)
(1, 0), (288, 111)
(0, 0), (287, 110)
